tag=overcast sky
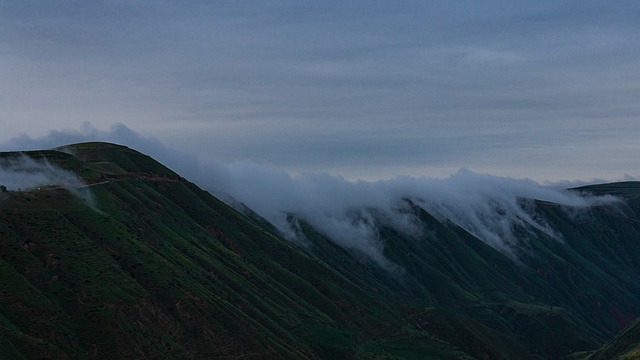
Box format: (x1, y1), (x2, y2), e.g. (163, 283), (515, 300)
(1, 1), (640, 182)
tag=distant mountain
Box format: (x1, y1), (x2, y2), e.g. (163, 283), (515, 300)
(1, 142), (639, 359)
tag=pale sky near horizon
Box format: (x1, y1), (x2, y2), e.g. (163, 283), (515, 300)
(1, 1), (640, 182)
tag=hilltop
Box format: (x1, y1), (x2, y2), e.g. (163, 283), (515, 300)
(1, 142), (639, 359)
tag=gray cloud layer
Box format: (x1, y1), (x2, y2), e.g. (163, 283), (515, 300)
(1, 2), (640, 180)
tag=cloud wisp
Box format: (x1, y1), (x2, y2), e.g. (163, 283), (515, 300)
(0, 153), (96, 207)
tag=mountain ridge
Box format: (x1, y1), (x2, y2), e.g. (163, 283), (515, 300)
(1, 142), (639, 359)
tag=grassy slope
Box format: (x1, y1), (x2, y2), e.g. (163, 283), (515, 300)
(584, 317), (640, 359)
(290, 184), (640, 359)
(1, 143), (509, 359)
(1, 142), (639, 359)
(299, 208), (599, 359)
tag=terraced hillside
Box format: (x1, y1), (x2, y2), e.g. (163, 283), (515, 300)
(1, 142), (639, 359)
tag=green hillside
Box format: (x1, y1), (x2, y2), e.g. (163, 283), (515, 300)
(296, 196), (640, 359)
(583, 317), (640, 360)
(1, 142), (639, 359)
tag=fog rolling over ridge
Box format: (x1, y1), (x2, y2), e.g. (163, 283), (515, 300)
(221, 163), (619, 262)
(1, 123), (621, 263)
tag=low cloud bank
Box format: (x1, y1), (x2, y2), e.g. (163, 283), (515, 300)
(215, 164), (618, 260)
(1, 123), (620, 264)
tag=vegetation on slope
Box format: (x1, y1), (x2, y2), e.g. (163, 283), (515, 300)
(1, 142), (639, 359)
(584, 317), (640, 359)
(0, 143), (504, 359)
